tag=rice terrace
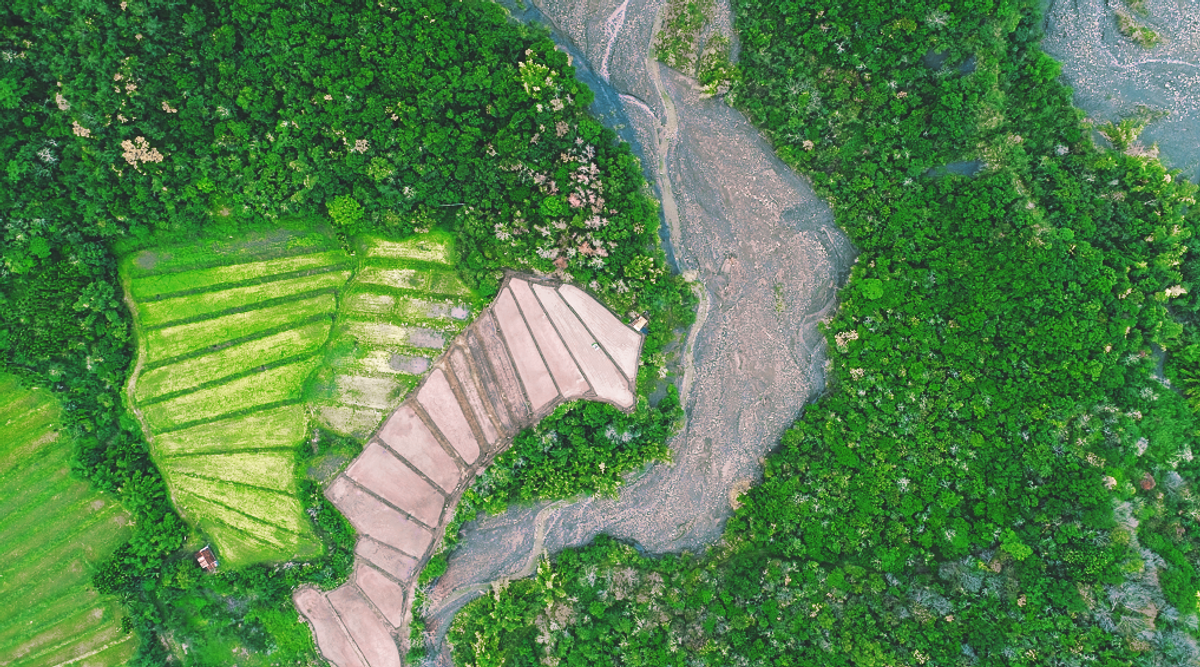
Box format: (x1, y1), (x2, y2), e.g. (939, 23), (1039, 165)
(0, 376), (134, 667)
(9, 0), (1200, 665)
(123, 229), (480, 568)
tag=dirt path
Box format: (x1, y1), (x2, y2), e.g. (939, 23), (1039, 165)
(119, 269), (156, 451)
(422, 1), (854, 662)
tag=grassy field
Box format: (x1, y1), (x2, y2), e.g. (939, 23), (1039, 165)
(0, 375), (136, 667)
(308, 231), (480, 437)
(123, 231), (350, 567)
(124, 227), (477, 567)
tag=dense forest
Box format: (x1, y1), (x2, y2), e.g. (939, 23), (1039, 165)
(449, 0), (1200, 665)
(0, 0), (689, 662)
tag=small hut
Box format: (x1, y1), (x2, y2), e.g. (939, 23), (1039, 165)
(196, 545), (219, 573)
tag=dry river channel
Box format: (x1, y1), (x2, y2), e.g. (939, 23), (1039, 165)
(418, 0), (855, 661)
(414, 0), (1200, 662)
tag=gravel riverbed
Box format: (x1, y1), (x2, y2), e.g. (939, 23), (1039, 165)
(421, 0), (854, 661)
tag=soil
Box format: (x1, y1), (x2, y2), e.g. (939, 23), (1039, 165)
(1042, 0), (1200, 180)
(421, 0), (854, 661)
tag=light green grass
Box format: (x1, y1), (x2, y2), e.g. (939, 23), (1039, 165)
(361, 231), (455, 265)
(354, 264), (473, 297)
(169, 474), (310, 535)
(125, 237), (346, 568)
(138, 269), (351, 328)
(311, 232), (478, 436)
(144, 293), (335, 362)
(172, 489), (311, 553)
(164, 451), (297, 493)
(0, 376), (135, 667)
(136, 322), (330, 401)
(124, 227), (335, 278)
(131, 250), (348, 299)
(142, 359), (317, 430)
(152, 404), (308, 457)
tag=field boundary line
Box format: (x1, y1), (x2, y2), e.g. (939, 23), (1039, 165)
(142, 312), (335, 371)
(155, 399), (306, 434)
(360, 256), (456, 271)
(138, 351), (327, 407)
(129, 241), (340, 278)
(142, 284), (346, 331)
(182, 509), (282, 550)
(173, 470), (296, 497)
(47, 633), (136, 667)
(174, 489), (303, 541)
(160, 445), (298, 460)
(138, 263), (351, 306)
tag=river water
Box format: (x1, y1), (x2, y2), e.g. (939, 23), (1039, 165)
(421, 0), (854, 661)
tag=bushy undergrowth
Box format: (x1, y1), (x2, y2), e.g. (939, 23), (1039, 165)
(1, 0), (689, 661)
(451, 0), (1200, 665)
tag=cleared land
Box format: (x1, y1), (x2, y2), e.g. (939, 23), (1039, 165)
(0, 375), (136, 667)
(309, 231), (478, 437)
(124, 238), (351, 567)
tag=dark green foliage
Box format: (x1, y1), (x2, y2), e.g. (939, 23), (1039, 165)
(3, 0), (689, 660)
(420, 383), (682, 591)
(455, 0), (1200, 663)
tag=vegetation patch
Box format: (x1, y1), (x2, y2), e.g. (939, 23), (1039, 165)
(123, 238), (349, 567)
(308, 232), (481, 438)
(1115, 10), (1162, 48)
(453, 0), (1200, 665)
(0, 376), (135, 667)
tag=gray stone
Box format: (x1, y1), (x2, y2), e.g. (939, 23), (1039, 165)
(417, 369), (481, 465)
(376, 408), (461, 492)
(345, 442), (445, 527)
(509, 279), (589, 400)
(492, 288), (559, 413)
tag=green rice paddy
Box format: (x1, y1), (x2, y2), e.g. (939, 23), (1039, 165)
(0, 376), (136, 667)
(123, 227), (478, 567)
(308, 231), (479, 437)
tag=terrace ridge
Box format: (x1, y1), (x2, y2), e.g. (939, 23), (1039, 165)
(294, 273), (643, 667)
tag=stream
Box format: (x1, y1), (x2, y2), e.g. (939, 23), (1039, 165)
(421, 0), (855, 661)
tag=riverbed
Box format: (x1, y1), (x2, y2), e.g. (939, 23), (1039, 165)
(421, 0), (854, 661)
(1042, 0), (1200, 180)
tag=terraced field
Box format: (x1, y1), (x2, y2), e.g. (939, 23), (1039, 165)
(124, 230), (478, 567)
(309, 232), (478, 437)
(0, 375), (136, 667)
(124, 236), (352, 567)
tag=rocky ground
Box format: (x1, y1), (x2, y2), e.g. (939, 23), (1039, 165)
(1042, 0), (1200, 179)
(422, 0), (854, 662)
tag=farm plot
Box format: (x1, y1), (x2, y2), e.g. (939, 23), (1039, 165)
(124, 238), (352, 567)
(309, 231), (479, 437)
(0, 376), (135, 667)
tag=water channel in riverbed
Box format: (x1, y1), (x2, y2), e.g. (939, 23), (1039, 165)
(421, 0), (854, 662)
